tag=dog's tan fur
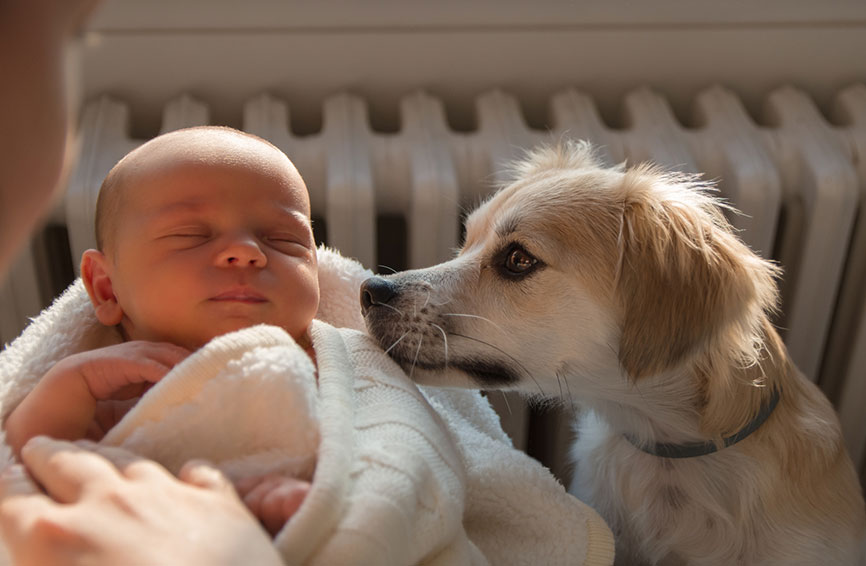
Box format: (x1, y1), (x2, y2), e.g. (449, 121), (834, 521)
(361, 142), (866, 565)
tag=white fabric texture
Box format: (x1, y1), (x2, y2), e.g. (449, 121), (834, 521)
(0, 246), (615, 565)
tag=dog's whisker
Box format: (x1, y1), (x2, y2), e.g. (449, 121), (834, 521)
(384, 331), (410, 355)
(409, 335), (424, 379)
(431, 323), (449, 369)
(441, 313), (506, 334)
(561, 370), (577, 417)
(448, 332), (542, 393)
(532, 377), (544, 398)
(499, 391), (513, 416)
(424, 294), (454, 308)
(421, 288), (432, 310)
(557, 372), (565, 402)
(377, 264), (398, 274)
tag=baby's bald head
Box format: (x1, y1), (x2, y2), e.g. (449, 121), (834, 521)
(81, 125), (319, 349)
(95, 126), (305, 254)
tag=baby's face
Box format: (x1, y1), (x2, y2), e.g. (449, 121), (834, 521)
(105, 136), (319, 350)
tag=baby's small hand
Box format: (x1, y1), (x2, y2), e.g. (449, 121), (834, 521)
(72, 341), (191, 401)
(4, 341), (190, 454)
(234, 474), (311, 536)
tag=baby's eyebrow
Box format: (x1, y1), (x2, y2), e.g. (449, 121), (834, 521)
(268, 206), (312, 227)
(141, 201), (211, 234)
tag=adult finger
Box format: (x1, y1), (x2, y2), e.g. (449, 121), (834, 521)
(0, 464), (64, 557)
(74, 439), (137, 466)
(178, 460), (236, 496)
(89, 444), (175, 484)
(0, 488), (60, 554)
(19, 437), (119, 504)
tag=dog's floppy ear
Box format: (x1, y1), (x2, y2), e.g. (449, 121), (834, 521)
(616, 167), (778, 380)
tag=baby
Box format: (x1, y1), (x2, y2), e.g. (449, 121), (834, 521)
(3, 126), (320, 535)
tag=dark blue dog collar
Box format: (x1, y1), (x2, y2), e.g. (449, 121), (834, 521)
(626, 388), (781, 459)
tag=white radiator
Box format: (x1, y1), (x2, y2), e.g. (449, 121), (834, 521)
(2, 84), (865, 484)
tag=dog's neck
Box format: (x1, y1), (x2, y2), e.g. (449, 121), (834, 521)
(577, 318), (788, 449)
(582, 370), (713, 447)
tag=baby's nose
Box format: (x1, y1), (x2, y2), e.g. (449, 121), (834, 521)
(217, 238), (267, 267)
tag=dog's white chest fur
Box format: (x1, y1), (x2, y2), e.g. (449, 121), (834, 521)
(572, 411), (862, 566)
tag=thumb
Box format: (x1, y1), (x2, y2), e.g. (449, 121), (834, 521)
(178, 459), (235, 495)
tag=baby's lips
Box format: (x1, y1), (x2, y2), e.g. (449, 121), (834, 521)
(209, 287), (267, 302)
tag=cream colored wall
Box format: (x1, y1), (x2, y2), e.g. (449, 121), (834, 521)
(80, 1), (866, 135)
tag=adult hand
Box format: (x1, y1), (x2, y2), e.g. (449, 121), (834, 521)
(0, 437), (283, 566)
(0, 0), (101, 276)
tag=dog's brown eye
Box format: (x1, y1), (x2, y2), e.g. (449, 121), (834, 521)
(504, 247), (538, 274)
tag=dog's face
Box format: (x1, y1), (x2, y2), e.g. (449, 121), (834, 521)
(362, 142), (778, 402)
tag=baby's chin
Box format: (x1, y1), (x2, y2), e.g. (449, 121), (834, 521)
(156, 327), (243, 352)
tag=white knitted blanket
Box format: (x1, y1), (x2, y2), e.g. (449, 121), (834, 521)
(0, 247), (615, 565)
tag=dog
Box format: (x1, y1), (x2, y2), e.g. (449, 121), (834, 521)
(360, 141), (866, 565)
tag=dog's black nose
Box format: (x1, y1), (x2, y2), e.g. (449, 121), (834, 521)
(360, 276), (398, 314)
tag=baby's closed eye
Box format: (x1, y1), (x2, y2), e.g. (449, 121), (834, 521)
(265, 233), (313, 254)
(159, 225), (211, 240)
(158, 232), (211, 250)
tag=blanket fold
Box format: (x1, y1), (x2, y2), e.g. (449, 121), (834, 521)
(0, 246), (615, 565)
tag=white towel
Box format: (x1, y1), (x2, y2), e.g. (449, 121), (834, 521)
(0, 246), (615, 565)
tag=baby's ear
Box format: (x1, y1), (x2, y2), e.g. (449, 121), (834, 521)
(81, 250), (124, 326)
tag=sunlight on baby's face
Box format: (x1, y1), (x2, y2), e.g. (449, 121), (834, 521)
(106, 136), (319, 350)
